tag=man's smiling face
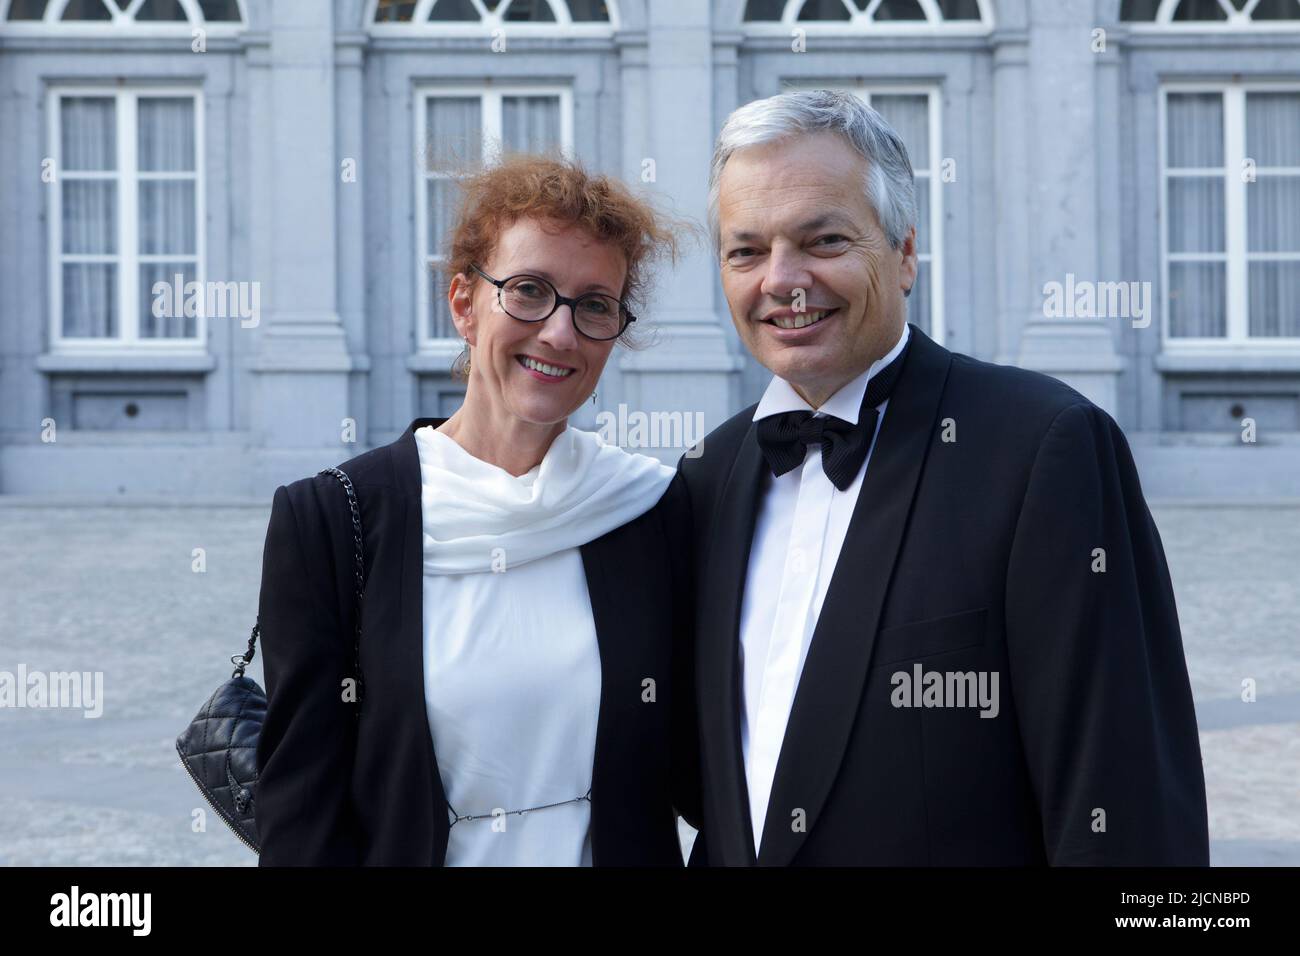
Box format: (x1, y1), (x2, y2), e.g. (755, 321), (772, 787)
(717, 131), (917, 408)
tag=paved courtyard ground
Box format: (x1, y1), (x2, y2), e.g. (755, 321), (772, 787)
(0, 499), (1296, 866)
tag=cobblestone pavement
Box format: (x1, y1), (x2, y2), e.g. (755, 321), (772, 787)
(0, 501), (1296, 866)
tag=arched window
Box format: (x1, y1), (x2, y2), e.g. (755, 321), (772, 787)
(743, 0), (992, 31)
(370, 0), (617, 32)
(1122, 0), (1300, 27)
(1, 0), (245, 28)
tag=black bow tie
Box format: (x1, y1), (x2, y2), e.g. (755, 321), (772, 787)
(755, 341), (909, 491)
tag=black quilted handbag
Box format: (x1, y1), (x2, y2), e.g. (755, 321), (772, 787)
(175, 466), (366, 853)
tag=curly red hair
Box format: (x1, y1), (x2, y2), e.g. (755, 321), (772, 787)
(441, 153), (681, 376)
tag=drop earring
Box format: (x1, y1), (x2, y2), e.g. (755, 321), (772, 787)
(590, 391), (597, 405)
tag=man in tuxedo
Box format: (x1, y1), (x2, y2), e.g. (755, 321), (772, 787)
(668, 89), (1209, 865)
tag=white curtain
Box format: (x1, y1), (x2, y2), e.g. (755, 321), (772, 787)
(139, 261), (195, 338)
(60, 97), (116, 338)
(872, 93), (931, 333)
(1247, 92), (1300, 337)
(1166, 92), (1227, 337)
(426, 96), (481, 171)
(62, 181), (116, 255)
(426, 97), (482, 338)
(872, 93), (928, 165)
(1168, 263), (1226, 338)
(61, 96), (115, 171)
(137, 98), (197, 338)
(138, 96), (194, 172)
(61, 263), (117, 339)
(502, 96), (560, 154)
(1167, 92), (1223, 167)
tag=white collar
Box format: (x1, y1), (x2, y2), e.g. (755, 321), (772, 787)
(752, 322), (910, 424)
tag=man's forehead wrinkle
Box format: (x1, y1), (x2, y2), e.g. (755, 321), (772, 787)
(721, 188), (868, 236)
(728, 183), (841, 205)
(724, 166), (848, 194)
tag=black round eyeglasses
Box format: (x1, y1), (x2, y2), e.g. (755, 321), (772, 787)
(470, 264), (635, 342)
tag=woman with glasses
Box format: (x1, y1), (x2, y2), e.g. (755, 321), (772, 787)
(253, 154), (701, 866)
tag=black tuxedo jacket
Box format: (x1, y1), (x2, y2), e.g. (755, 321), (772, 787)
(671, 324), (1209, 866)
(254, 417), (697, 865)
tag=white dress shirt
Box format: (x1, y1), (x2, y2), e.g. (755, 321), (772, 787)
(739, 322), (910, 854)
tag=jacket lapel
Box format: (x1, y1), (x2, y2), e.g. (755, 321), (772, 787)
(578, 539), (617, 862)
(698, 424), (767, 866)
(394, 417), (450, 863)
(755, 325), (952, 866)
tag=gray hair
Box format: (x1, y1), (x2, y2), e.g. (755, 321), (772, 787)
(707, 89), (917, 254)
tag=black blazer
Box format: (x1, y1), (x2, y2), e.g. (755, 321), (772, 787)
(672, 324), (1209, 866)
(254, 417), (698, 865)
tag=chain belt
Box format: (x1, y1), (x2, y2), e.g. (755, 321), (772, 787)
(447, 787), (592, 826)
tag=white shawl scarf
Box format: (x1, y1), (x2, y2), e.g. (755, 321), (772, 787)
(414, 424), (675, 575)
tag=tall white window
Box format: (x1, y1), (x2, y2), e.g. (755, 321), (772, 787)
(48, 89), (204, 349)
(1161, 84), (1300, 345)
(783, 84), (943, 340)
(415, 87), (573, 343)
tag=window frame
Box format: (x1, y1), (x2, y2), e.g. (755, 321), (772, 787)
(367, 0), (620, 37)
(47, 85), (207, 353)
(779, 82), (944, 344)
(742, 0), (993, 36)
(414, 84), (575, 349)
(1159, 80), (1300, 352)
(1126, 0), (1300, 32)
(0, 0), (247, 36)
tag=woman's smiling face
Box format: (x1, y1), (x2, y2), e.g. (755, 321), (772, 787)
(448, 217), (627, 428)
